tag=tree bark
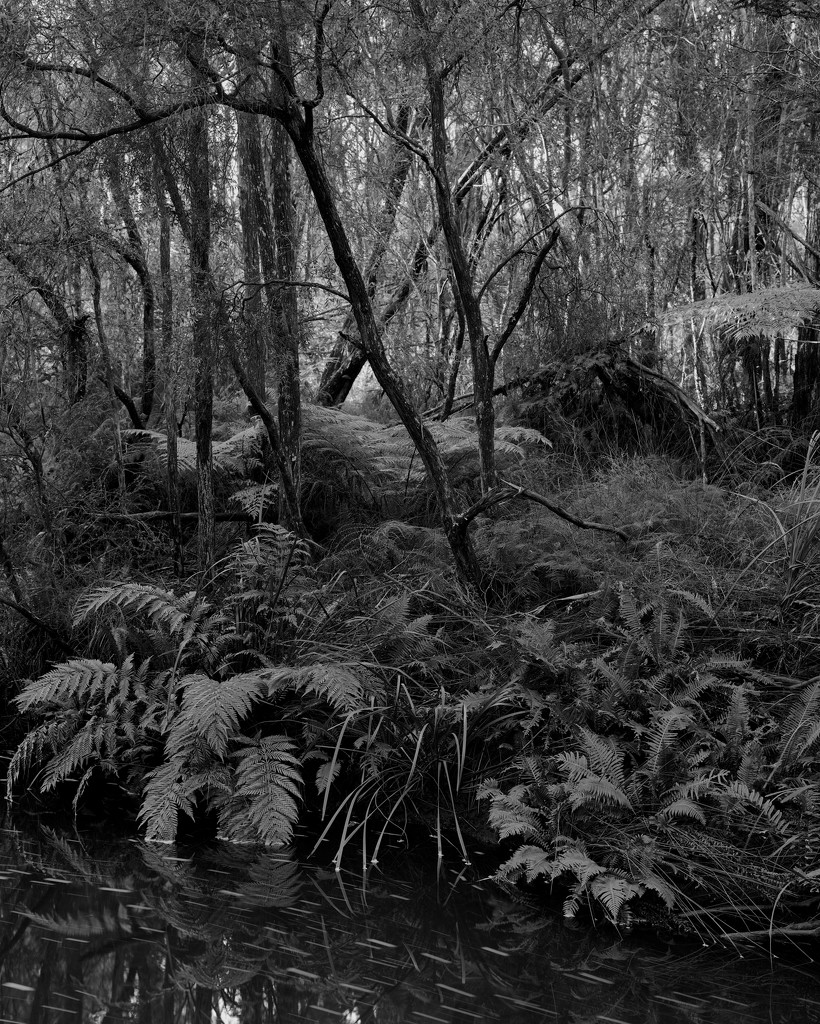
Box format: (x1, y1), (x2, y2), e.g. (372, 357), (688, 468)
(316, 104), (415, 406)
(287, 113), (482, 586)
(188, 98), (215, 573)
(105, 151), (157, 421)
(236, 112), (267, 397)
(421, 42), (497, 492)
(269, 118), (302, 520)
(154, 171), (184, 575)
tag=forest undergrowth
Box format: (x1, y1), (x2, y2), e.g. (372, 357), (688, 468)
(2, 393), (820, 945)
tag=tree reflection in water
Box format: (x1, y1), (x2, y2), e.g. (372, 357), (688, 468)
(0, 823), (817, 1024)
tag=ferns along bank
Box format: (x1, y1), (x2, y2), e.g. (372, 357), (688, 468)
(2, 382), (819, 949)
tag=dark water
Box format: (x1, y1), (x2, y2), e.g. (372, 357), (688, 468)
(0, 824), (818, 1023)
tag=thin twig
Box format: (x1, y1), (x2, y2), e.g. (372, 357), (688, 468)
(0, 597), (75, 656)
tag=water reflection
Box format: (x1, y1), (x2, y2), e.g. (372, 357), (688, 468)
(0, 823), (817, 1023)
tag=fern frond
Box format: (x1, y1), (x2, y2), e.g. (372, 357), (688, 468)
(643, 708), (692, 778)
(124, 427), (257, 478)
(669, 588), (714, 619)
(478, 781), (551, 843)
(664, 284), (820, 342)
(566, 776), (634, 811)
(656, 797), (706, 824)
(7, 720), (72, 794)
(168, 673), (266, 759)
(41, 718), (101, 791)
(618, 589), (650, 658)
(251, 663), (368, 713)
(73, 583), (198, 636)
(576, 728), (628, 791)
(16, 660), (116, 711)
(589, 874), (639, 923)
(139, 758), (196, 842)
(718, 780), (788, 833)
(774, 682), (820, 771)
(233, 736), (301, 846)
(493, 424), (552, 449)
(496, 843), (555, 882)
(229, 483), (278, 519)
(552, 842), (606, 885)
(640, 872), (677, 909)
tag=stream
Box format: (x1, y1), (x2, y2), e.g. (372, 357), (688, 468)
(0, 823), (817, 1023)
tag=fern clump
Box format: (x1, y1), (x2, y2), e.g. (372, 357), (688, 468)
(479, 596), (820, 936)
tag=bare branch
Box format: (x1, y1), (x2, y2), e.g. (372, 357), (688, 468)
(491, 228), (560, 364)
(454, 480), (629, 542)
(0, 596), (76, 657)
(304, 0), (334, 111)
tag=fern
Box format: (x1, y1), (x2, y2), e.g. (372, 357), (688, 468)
(229, 483), (279, 519)
(717, 779), (788, 833)
(74, 584), (191, 631)
(73, 584), (231, 664)
(642, 707), (692, 779)
(139, 758), (196, 842)
(168, 673), (267, 759)
(40, 717), (104, 791)
(16, 659), (118, 710)
(239, 663), (370, 713)
(589, 874), (640, 924)
(772, 682), (820, 776)
(496, 843), (556, 882)
(664, 284), (820, 342)
(232, 736), (301, 847)
(478, 780), (552, 844)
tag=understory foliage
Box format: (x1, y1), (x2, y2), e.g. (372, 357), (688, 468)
(479, 594), (820, 933)
(6, 437), (820, 939)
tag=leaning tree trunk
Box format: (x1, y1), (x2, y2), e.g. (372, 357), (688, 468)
(288, 115), (483, 586)
(316, 104), (415, 407)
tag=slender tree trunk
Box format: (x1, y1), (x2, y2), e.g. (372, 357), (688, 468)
(269, 119), (302, 516)
(237, 110), (303, 531)
(106, 152), (157, 421)
(189, 100), (215, 572)
(413, 3), (496, 491)
(155, 180), (184, 575)
(88, 247), (127, 503)
(237, 112), (267, 397)
(792, 189), (820, 426)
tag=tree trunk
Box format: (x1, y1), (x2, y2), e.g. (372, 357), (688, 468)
(287, 114), (482, 586)
(792, 189), (820, 427)
(269, 118), (302, 519)
(316, 105), (415, 406)
(237, 110), (303, 532)
(189, 100), (215, 573)
(155, 175), (184, 575)
(237, 111), (266, 397)
(106, 152), (157, 421)
(414, 4), (496, 492)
